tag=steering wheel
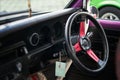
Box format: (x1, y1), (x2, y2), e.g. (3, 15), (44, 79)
(65, 12), (109, 74)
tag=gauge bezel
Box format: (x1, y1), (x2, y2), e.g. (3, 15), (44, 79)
(29, 33), (40, 46)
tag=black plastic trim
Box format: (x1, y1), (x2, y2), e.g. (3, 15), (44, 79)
(0, 8), (77, 38)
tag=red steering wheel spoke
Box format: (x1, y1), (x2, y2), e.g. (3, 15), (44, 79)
(79, 19), (89, 37)
(80, 22), (85, 37)
(74, 42), (82, 52)
(86, 49), (104, 67)
(86, 49), (99, 62)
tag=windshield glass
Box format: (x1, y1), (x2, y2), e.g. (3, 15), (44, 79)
(0, 0), (71, 14)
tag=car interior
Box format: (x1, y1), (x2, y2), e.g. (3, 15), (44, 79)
(0, 0), (120, 80)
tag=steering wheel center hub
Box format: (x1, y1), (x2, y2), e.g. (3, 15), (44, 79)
(80, 37), (91, 50)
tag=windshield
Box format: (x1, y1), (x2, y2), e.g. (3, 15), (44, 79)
(0, 0), (71, 14)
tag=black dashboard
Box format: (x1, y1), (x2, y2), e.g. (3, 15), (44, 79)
(0, 8), (77, 79)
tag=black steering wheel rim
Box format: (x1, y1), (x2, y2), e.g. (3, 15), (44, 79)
(65, 12), (109, 74)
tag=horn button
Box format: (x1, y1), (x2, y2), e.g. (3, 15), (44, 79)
(80, 37), (91, 51)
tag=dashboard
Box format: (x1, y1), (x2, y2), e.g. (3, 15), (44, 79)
(0, 8), (76, 80)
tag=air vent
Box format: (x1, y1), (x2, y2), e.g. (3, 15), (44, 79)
(0, 41), (26, 65)
(0, 50), (17, 65)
